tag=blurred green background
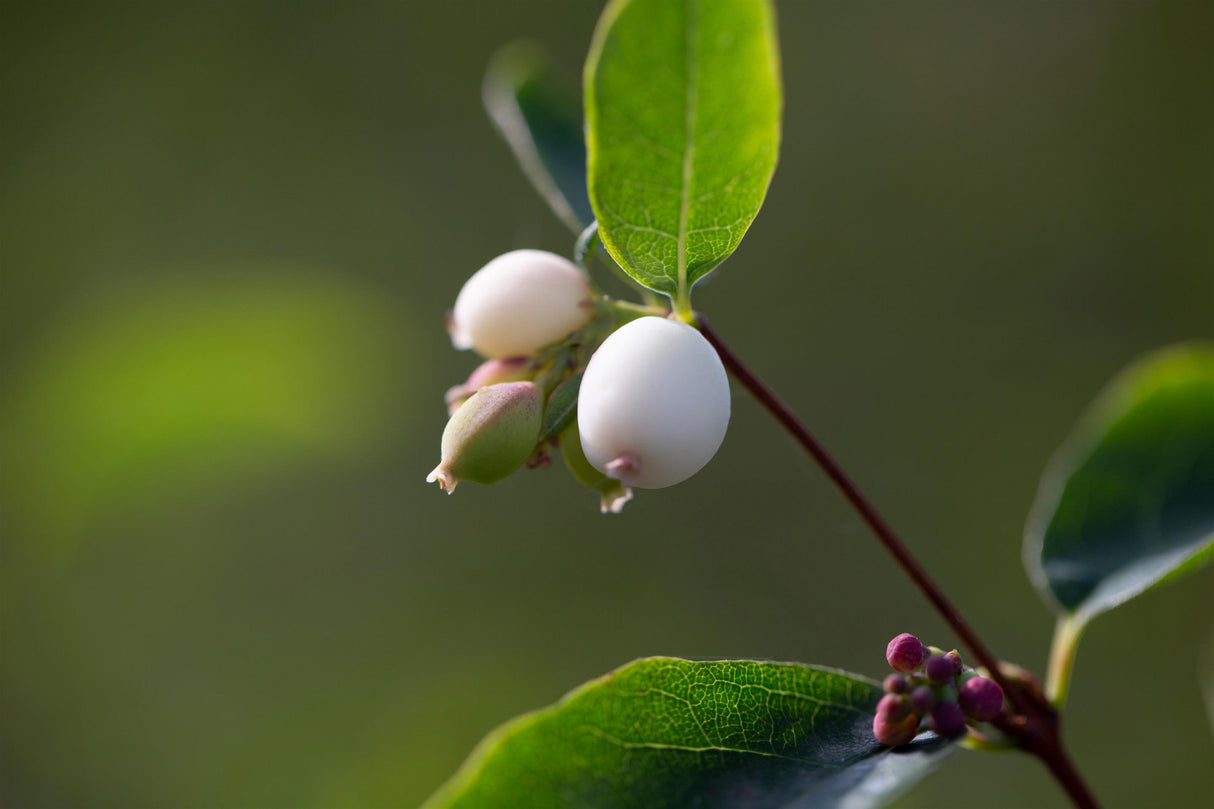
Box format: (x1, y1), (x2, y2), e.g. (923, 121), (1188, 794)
(2, 2), (1211, 807)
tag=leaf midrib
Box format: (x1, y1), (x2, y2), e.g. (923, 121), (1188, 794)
(579, 725), (851, 767)
(675, 0), (699, 314)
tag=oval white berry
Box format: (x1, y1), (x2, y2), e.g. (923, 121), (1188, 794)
(577, 316), (730, 489)
(450, 249), (593, 359)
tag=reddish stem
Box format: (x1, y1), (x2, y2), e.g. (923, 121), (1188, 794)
(696, 315), (1101, 809)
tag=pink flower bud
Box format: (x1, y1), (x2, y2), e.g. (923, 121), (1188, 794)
(885, 633), (928, 672)
(909, 685), (936, 715)
(925, 655), (956, 685)
(873, 712), (920, 747)
(928, 700), (968, 738)
(883, 674), (909, 694)
(876, 693), (911, 722)
(445, 357), (532, 414)
(959, 676), (1004, 722)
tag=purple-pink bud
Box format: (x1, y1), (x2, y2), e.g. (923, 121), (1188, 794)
(872, 712), (919, 747)
(925, 655), (956, 685)
(876, 693), (911, 722)
(886, 633), (928, 672)
(467, 356), (531, 388)
(959, 676), (1004, 722)
(945, 649), (963, 676)
(883, 674), (909, 694)
(928, 700), (968, 738)
(909, 685), (936, 714)
(445, 357), (532, 414)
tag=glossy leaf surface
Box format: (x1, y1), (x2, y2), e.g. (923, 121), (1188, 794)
(1026, 344), (1214, 626)
(426, 657), (952, 809)
(585, 0), (781, 311)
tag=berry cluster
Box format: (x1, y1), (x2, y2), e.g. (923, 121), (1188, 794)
(873, 632), (1005, 746)
(428, 249), (731, 511)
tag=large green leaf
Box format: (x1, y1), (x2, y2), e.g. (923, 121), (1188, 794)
(585, 0), (782, 314)
(425, 657), (953, 809)
(1025, 344), (1214, 628)
(484, 41), (594, 232)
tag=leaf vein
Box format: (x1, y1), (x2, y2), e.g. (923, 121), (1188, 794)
(577, 726), (848, 768)
(675, 0), (700, 310)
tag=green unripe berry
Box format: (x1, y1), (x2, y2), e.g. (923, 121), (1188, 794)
(559, 422), (633, 513)
(427, 381), (543, 492)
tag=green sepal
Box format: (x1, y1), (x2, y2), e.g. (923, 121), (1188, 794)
(539, 373), (582, 444)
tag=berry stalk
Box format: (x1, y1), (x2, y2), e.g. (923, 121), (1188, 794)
(695, 315), (1019, 707)
(695, 315), (1101, 809)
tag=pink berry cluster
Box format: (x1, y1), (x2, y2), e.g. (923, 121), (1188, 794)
(872, 632), (1005, 746)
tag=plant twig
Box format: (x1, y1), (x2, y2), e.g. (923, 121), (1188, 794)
(695, 314), (1102, 809)
(1034, 737), (1102, 809)
(696, 316), (1020, 706)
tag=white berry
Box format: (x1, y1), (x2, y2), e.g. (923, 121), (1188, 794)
(450, 249), (594, 359)
(577, 316), (730, 489)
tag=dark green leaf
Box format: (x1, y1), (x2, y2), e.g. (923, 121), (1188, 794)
(1025, 343), (1214, 627)
(425, 657), (953, 809)
(540, 373), (582, 443)
(585, 0), (782, 314)
(484, 41), (593, 232)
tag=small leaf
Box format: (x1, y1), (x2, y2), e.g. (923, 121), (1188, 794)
(585, 0), (782, 314)
(484, 41), (593, 232)
(539, 372), (582, 444)
(1025, 343), (1214, 628)
(425, 657), (953, 809)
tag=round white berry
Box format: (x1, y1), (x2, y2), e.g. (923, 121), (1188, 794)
(450, 249), (593, 359)
(577, 316), (730, 489)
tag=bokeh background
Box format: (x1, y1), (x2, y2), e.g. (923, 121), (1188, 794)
(3, 1), (1211, 807)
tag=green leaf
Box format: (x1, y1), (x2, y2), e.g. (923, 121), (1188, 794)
(539, 372), (582, 444)
(585, 0), (782, 315)
(1025, 343), (1214, 628)
(484, 41), (594, 232)
(425, 657), (954, 809)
